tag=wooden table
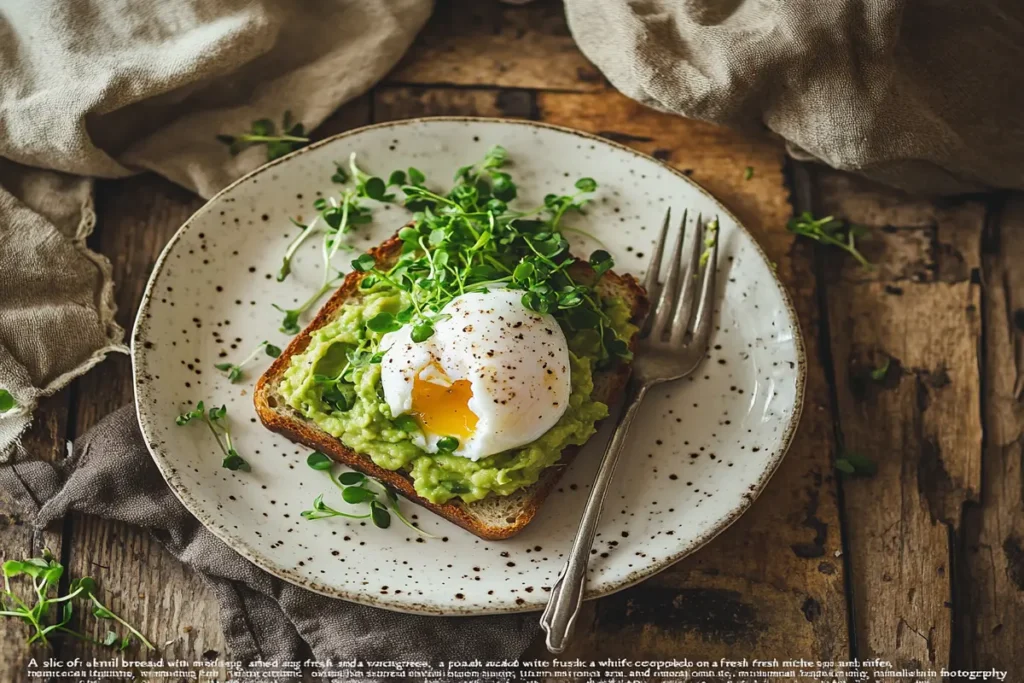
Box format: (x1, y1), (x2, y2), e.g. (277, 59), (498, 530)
(2, 1), (1020, 679)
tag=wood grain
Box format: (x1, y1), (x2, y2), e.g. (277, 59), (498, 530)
(0, 394), (69, 681)
(534, 90), (849, 663)
(375, 87), (529, 121)
(387, 0), (604, 92)
(814, 168), (985, 676)
(960, 195), (1024, 671)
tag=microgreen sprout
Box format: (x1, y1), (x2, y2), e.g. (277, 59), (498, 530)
(301, 453), (433, 536)
(0, 389), (14, 413)
(175, 402), (250, 471)
(216, 111), (309, 161)
(215, 341), (281, 382)
(787, 212), (872, 269)
(744, 166), (754, 181)
(436, 436), (459, 453)
(834, 451), (877, 477)
(870, 356), (891, 381)
(330, 162), (349, 184)
(274, 157), (379, 330)
(1, 551), (154, 650)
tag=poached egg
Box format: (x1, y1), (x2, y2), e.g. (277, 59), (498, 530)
(379, 288), (571, 460)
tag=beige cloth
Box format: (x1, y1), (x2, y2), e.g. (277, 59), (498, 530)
(0, 0), (432, 460)
(565, 0), (1024, 195)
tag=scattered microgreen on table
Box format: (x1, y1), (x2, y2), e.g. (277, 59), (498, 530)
(1, 551), (154, 650)
(870, 356), (891, 381)
(216, 110), (309, 161)
(215, 341), (281, 382)
(787, 211), (873, 269)
(834, 451), (877, 477)
(175, 402), (249, 471)
(301, 452), (432, 536)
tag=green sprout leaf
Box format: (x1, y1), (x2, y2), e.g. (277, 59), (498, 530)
(392, 414), (419, 432)
(307, 452), (333, 471)
(342, 486), (377, 505)
(366, 312), (401, 334)
(410, 323), (434, 343)
(788, 212), (872, 269)
(331, 162), (349, 184)
(338, 471), (366, 486)
(362, 177), (387, 201)
(436, 436), (459, 453)
(216, 110), (309, 162)
(835, 451), (877, 477)
(222, 451), (250, 472)
(370, 501), (391, 529)
(871, 357), (891, 381)
(352, 253), (376, 272)
(0, 389), (15, 413)
(574, 177), (597, 192)
(589, 249), (613, 278)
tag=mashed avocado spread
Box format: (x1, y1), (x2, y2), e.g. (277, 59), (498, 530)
(277, 288), (636, 504)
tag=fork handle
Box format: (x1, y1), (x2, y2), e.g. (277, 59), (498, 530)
(540, 379), (649, 653)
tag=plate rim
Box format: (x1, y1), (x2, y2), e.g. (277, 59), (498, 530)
(131, 116), (807, 616)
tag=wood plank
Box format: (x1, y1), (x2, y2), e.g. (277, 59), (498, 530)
(534, 91), (849, 662)
(375, 86), (532, 121)
(386, 0), (604, 92)
(814, 167), (985, 677)
(61, 100), (372, 672)
(961, 195), (1024, 671)
(0, 393), (69, 680)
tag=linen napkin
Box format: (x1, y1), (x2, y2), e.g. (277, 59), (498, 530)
(0, 406), (538, 676)
(564, 0), (1024, 195)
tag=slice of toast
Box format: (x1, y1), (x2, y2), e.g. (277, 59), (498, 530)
(255, 235), (648, 540)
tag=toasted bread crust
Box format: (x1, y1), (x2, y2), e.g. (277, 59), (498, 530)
(254, 235), (648, 539)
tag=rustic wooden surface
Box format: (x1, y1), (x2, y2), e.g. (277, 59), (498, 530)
(1, 0), (1020, 679)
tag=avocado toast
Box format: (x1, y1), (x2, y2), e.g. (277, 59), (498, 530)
(255, 234), (647, 539)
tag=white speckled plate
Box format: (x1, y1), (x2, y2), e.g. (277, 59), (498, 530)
(132, 118), (804, 615)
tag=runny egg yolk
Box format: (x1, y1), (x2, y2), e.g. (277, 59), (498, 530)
(410, 372), (479, 442)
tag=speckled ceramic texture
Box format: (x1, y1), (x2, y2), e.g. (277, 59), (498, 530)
(132, 118), (805, 616)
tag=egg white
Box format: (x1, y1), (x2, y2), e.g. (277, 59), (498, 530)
(379, 288), (572, 460)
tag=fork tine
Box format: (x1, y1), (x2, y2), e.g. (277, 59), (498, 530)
(649, 209), (687, 339)
(669, 213), (705, 344)
(642, 208), (671, 294)
(640, 208), (672, 337)
(690, 216), (720, 347)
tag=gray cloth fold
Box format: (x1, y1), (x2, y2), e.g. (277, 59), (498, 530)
(565, 0), (1024, 195)
(0, 406), (537, 677)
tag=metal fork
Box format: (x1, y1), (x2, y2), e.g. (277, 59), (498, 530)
(539, 208), (719, 653)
